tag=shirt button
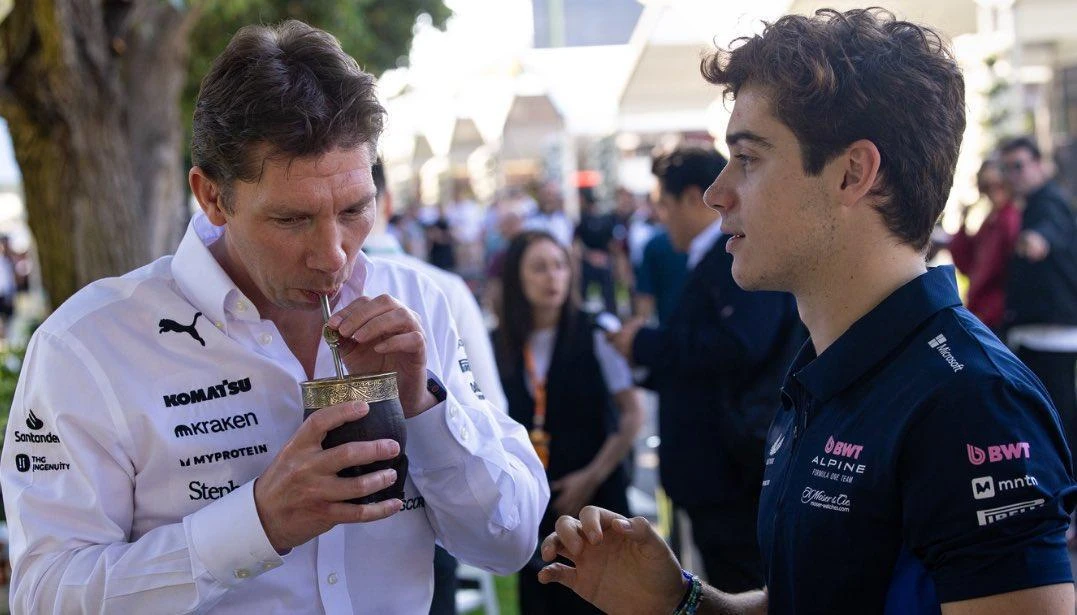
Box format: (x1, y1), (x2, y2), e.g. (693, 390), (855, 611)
(215, 321), (224, 329)
(261, 561), (279, 571)
(448, 405), (458, 419)
(234, 568), (251, 579)
(327, 572), (338, 585)
(460, 425), (469, 442)
(259, 333), (272, 345)
(236, 301), (249, 313)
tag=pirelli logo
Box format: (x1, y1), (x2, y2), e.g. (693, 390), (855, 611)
(976, 499), (1045, 526)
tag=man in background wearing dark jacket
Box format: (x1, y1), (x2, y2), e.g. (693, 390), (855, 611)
(1002, 137), (1077, 469)
(607, 145), (801, 592)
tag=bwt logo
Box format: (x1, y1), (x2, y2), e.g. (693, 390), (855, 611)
(824, 436), (863, 460)
(967, 442), (1030, 466)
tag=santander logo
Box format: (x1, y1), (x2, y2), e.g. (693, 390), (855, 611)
(824, 436), (863, 460)
(967, 442), (1030, 466)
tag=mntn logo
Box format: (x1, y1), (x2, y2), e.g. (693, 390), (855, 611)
(971, 476), (995, 500)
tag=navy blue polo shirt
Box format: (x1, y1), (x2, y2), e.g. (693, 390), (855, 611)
(759, 267), (1076, 614)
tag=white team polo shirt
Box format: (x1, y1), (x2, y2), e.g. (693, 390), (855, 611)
(1, 213), (548, 613)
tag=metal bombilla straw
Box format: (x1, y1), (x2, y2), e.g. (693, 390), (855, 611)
(320, 294), (346, 379)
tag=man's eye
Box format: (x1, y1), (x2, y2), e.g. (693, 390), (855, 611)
(735, 154), (755, 168)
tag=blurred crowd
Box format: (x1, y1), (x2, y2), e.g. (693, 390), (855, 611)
(384, 178), (663, 324)
(0, 235), (32, 345)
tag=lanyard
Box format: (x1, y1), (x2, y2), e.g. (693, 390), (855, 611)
(523, 342), (550, 468)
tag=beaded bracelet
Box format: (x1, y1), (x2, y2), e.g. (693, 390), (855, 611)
(673, 569), (703, 615)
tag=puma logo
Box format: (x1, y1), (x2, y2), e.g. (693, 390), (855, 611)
(159, 312), (206, 346)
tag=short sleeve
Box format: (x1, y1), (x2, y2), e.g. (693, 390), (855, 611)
(899, 373), (1076, 603)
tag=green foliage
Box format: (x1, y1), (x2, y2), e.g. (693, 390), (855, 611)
(495, 574), (520, 615)
(463, 574), (520, 615)
(183, 0), (451, 155)
(0, 344), (24, 522)
(0, 342), (24, 518)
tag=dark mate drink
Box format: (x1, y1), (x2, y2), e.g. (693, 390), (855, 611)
(301, 372), (408, 504)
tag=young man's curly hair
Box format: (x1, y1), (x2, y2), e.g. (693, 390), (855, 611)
(702, 7), (966, 251)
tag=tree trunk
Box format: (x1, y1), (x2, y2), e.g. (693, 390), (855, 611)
(0, 0), (195, 309)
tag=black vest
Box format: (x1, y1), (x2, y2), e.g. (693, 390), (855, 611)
(496, 312), (629, 528)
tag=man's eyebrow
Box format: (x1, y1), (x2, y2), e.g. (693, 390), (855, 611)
(726, 131), (774, 149)
(347, 193), (378, 209)
(266, 193), (377, 214)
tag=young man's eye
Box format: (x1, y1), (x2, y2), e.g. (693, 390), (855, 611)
(735, 153), (755, 168)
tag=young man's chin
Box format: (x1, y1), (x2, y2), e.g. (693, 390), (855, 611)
(731, 266), (779, 294)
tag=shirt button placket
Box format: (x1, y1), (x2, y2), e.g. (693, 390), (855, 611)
(316, 529), (352, 614)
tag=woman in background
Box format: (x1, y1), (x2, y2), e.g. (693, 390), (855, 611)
(949, 159), (1021, 334)
(494, 230), (643, 615)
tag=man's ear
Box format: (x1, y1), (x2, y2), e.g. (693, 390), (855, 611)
(838, 139), (883, 206)
(189, 167), (228, 226)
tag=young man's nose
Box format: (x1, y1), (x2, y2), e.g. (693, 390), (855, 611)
(704, 169), (733, 213)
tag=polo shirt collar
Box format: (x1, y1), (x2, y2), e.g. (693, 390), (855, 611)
(790, 266), (963, 404)
(171, 212), (372, 331)
(172, 213), (237, 331)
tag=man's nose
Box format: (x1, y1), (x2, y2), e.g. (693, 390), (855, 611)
(307, 221), (347, 273)
(704, 168), (733, 213)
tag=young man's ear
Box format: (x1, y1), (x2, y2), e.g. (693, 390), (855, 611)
(189, 167), (228, 226)
(838, 139), (883, 205)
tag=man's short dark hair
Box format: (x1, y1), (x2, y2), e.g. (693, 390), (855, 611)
(652, 146), (728, 199)
(192, 20), (386, 210)
(371, 158), (386, 196)
(999, 136), (1042, 161)
(701, 8), (966, 251)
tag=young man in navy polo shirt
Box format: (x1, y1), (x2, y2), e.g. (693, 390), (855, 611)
(535, 7), (1076, 614)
